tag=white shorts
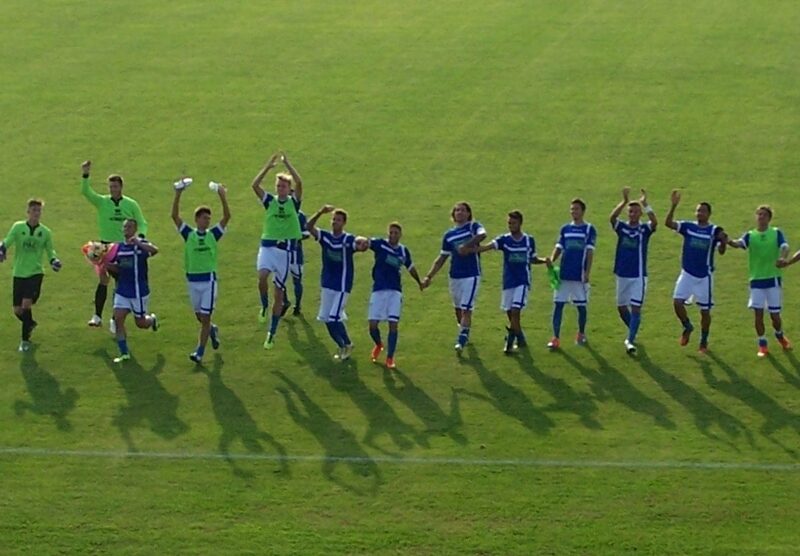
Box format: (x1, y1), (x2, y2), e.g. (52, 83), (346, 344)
(449, 277), (480, 311)
(368, 290), (403, 322)
(317, 288), (349, 323)
(749, 287), (782, 313)
(289, 262), (303, 281)
(673, 270), (713, 309)
(553, 280), (589, 306)
(616, 276), (647, 307)
(187, 281), (217, 315)
(501, 285), (529, 311)
(113, 294), (150, 317)
(256, 246), (290, 288)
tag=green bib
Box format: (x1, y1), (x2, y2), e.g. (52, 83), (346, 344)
(185, 229), (218, 275)
(262, 196), (302, 241)
(747, 227), (781, 281)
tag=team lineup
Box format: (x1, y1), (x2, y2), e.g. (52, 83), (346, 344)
(2, 154), (800, 367)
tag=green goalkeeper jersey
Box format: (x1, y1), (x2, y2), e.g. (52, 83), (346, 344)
(81, 177), (148, 242)
(2, 221), (57, 278)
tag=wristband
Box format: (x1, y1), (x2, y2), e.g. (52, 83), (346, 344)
(644, 205), (654, 214)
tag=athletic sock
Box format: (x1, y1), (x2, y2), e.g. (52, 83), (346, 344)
(369, 327), (382, 346)
(775, 330), (785, 340)
(682, 319), (693, 331)
(95, 284), (108, 317)
(700, 330), (709, 346)
(628, 312), (641, 343)
(387, 330), (399, 357)
(117, 339), (129, 355)
(260, 293), (269, 310)
(457, 326), (470, 347)
(195, 345), (206, 357)
(505, 328), (516, 351)
(325, 322), (344, 347)
(553, 302), (565, 338)
(758, 336), (768, 348)
(577, 306), (588, 334)
(269, 315), (280, 337)
(338, 322), (352, 346)
(293, 278), (303, 310)
(21, 309), (34, 341)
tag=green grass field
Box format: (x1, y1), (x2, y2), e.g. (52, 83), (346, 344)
(2, 1), (800, 553)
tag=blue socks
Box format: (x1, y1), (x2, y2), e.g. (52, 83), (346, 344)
(552, 302), (565, 338)
(700, 330), (709, 346)
(577, 306), (587, 334)
(260, 293), (269, 310)
(619, 309), (631, 326)
(387, 330), (398, 357)
(117, 339), (129, 355)
(325, 322), (344, 347)
(337, 322), (352, 346)
(369, 327), (382, 346)
(269, 315), (280, 336)
(457, 327), (470, 347)
(195, 345), (206, 357)
(293, 278), (303, 310)
(628, 312), (641, 343)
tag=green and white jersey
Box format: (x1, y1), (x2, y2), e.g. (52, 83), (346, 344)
(179, 222), (224, 281)
(741, 226), (787, 288)
(81, 177), (148, 242)
(1, 221), (57, 278)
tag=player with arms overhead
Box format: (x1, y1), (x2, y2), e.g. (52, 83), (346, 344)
(80, 160), (148, 331)
(664, 190), (727, 353)
(172, 180), (232, 364)
(0, 199), (62, 352)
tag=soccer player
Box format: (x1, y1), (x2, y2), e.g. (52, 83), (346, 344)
(251, 152), (303, 350)
(729, 205), (791, 357)
(80, 160), (148, 331)
(171, 182), (231, 364)
(282, 207), (309, 317)
(421, 202), (486, 353)
(664, 190), (727, 353)
(366, 222), (423, 369)
(106, 219), (159, 363)
(306, 205), (368, 361)
(464, 211), (549, 354)
(547, 198), (596, 350)
(0, 199), (62, 352)
(609, 188), (657, 354)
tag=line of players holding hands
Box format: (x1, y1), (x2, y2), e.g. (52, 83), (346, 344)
(1, 153), (798, 366)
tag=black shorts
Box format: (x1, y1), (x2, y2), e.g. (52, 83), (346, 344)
(13, 274), (44, 306)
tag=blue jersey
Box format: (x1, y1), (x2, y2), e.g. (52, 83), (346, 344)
(492, 233), (537, 290)
(556, 223), (596, 281)
(113, 241), (152, 298)
(290, 211), (310, 266)
(317, 230), (356, 292)
(612, 220), (654, 278)
(440, 221), (486, 279)
(675, 221), (724, 278)
(370, 238), (413, 292)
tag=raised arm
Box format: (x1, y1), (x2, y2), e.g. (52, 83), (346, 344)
(640, 189), (658, 232)
(281, 152), (303, 202)
(80, 160), (103, 207)
(217, 185), (231, 228)
(132, 237), (158, 256)
(171, 189), (184, 228)
(610, 187), (630, 225)
(305, 205), (335, 240)
(664, 189), (681, 230)
(251, 153), (280, 200)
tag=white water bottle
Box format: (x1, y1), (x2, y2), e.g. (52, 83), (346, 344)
(174, 177), (193, 190)
(208, 181), (221, 192)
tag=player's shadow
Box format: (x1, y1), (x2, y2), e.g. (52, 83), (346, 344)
(515, 347), (602, 431)
(94, 350), (189, 452)
(558, 345), (675, 430)
(14, 345), (79, 432)
(767, 354), (800, 391)
(382, 367), (467, 448)
(636, 346), (753, 449)
(274, 371), (382, 496)
(287, 318), (421, 455)
(201, 354), (290, 478)
(456, 345), (554, 435)
(700, 352), (800, 458)
(784, 351), (800, 380)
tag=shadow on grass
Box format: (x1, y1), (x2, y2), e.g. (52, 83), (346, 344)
(15, 345), (78, 432)
(561, 344), (676, 429)
(94, 350), (189, 452)
(200, 354), (290, 479)
(382, 367), (467, 448)
(700, 352), (800, 458)
(636, 346), (753, 449)
(774, 352), (800, 389)
(274, 371), (382, 496)
(287, 317), (421, 455)
(456, 345), (554, 436)
(514, 347), (602, 431)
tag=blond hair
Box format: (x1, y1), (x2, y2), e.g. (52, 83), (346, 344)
(275, 172), (293, 186)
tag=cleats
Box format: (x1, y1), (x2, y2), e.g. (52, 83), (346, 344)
(547, 337), (560, 351)
(454, 343), (464, 354)
(113, 353), (131, 363)
(189, 352), (203, 364)
(263, 333), (275, 350)
(292, 306), (302, 317)
(340, 344), (354, 361)
(18, 341), (31, 353)
(88, 314), (102, 327)
(698, 343), (708, 355)
(150, 313), (159, 332)
(109, 318), (117, 335)
(386, 356), (396, 369)
(777, 335), (792, 351)
(258, 307), (268, 324)
(757, 345), (769, 358)
(575, 333), (587, 346)
(371, 343), (384, 362)
(210, 325), (220, 350)
(679, 323), (693, 346)
(624, 339), (637, 355)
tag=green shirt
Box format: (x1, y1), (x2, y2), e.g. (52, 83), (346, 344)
(81, 177), (148, 242)
(261, 193), (302, 241)
(2, 221), (57, 278)
(745, 226), (785, 285)
(180, 223), (224, 279)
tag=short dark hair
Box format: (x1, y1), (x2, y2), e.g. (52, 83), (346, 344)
(571, 198), (586, 212)
(27, 198), (44, 209)
(451, 201), (473, 221)
(507, 210), (523, 223)
(124, 218), (138, 229)
(108, 175), (124, 187)
(756, 204), (773, 219)
(699, 202), (712, 215)
(628, 201), (642, 209)
(388, 221), (402, 232)
(333, 209), (348, 223)
(194, 206), (212, 218)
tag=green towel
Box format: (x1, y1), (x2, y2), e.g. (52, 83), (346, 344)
(547, 266), (561, 290)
